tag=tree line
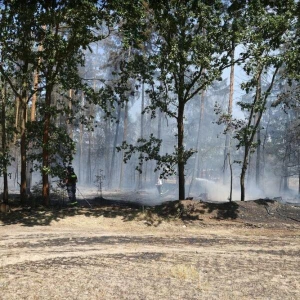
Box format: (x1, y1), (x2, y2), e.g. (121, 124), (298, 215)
(0, 0), (299, 205)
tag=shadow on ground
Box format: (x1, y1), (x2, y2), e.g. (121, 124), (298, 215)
(0, 197), (144, 227)
(0, 195), (243, 227)
(152, 199), (239, 221)
(2, 196), (299, 227)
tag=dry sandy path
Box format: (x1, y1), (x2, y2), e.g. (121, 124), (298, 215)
(1, 211), (300, 300)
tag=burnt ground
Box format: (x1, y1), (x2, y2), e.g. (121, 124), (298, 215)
(0, 189), (300, 299)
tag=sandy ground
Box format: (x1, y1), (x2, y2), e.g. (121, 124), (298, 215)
(0, 190), (300, 300)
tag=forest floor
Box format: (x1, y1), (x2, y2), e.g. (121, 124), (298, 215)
(0, 188), (300, 300)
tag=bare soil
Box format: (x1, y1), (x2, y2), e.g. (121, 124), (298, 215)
(0, 190), (300, 300)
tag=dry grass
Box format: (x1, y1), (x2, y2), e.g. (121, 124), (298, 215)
(0, 198), (300, 299)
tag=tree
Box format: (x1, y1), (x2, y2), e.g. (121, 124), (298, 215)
(0, 0), (112, 205)
(0, 1), (40, 203)
(235, 0), (296, 200)
(216, 0), (296, 200)
(28, 1), (110, 205)
(118, 0), (236, 200)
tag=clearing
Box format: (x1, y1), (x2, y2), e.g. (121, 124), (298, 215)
(0, 189), (300, 300)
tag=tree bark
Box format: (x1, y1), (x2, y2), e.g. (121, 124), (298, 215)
(240, 146), (249, 201)
(223, 43), (235, 184)
(138, 83), (145, 190)
(104, 114), (111, 186)
(42, 86), (52, 206)
(119, 101), (128, 189)
(108, 103), (121, 189)
(255, 124), (261, 186)
(68, 89), (74, 139)
(26, 68), (39, 193)
(1, 77), (8, 204)
(20, 69), (29, 204)
(86, 130), (92, 184)
(178, 99), (185, 200)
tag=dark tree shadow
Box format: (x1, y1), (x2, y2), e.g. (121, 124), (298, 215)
(0, 196), (145, 227)
(201, 201), (240, 220)
(0, 196), (241, 227)
(151, 199), (239, 221)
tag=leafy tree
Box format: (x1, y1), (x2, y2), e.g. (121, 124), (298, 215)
(0, 0), (113, 205)
(0, 75), (15, 204)
(217, 0), (296, 200)
(0, 0), (41, 203)
(117, 0), (236, 200)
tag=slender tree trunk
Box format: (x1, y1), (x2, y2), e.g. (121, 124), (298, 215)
(20, 84), (28, 204)
(68, 89), (73, 139)
(119, 101), (128, 189)
(156, 106), (162, 182)
(79, 92), (85, 180)
(108, 103), (121, 189)
(27, 69), (39, 193)
(42, 86), (52, 206)
(240, 145), (249, 201)
(86, 130), (92, 183)
(79, 122), (83, 179)
(229, 153), (233, 202)
(1, 77), (8, 204)
(138, 83), (145, 190)
(13, 96), (20, 145)
(282, 149), (289, 192)
(31, 70), (38, 121)
(104, 115), (111, 186)
(223, 43), (235, 184)
(86, 104), (94, 184)
(255, 124), (261, 186)
(178, 99), (185, 200)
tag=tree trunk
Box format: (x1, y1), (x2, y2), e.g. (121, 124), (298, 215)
(104, 115), (111, 186)
(13, 96), (20, 145)
(138, 83), (145, 190)
(31, 69), (38, 121)
(86, 130), (92, 184)
(86, 104), (94, 184)
(68, 89), (74, 139)
(1, 77), (8, 204)
(27, 69), (39, 193)
(42, 86), (52, 206)
(78, 92), (85, 180)
(177, 100), (185, 200)
(108, 103), (121, 189)
(119, 101), (128, 189)
(255, 124), (261, 186)
(79, 122), (83, 179)
(20, 85), (28, 204)
(223, 43), (235, 184)
(229, 153), (233, 202)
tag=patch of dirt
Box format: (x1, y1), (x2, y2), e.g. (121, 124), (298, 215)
(0, 192), (300, 299)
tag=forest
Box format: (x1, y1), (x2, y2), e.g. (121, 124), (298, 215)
(0, 0), (300, 206)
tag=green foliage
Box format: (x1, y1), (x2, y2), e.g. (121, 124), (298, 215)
(26, 121), (75, 179)
(0, 151), (14, 177)
(117, 134), (196, 178)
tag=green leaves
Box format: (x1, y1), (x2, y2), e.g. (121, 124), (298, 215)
(26, 120), (75, 178)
